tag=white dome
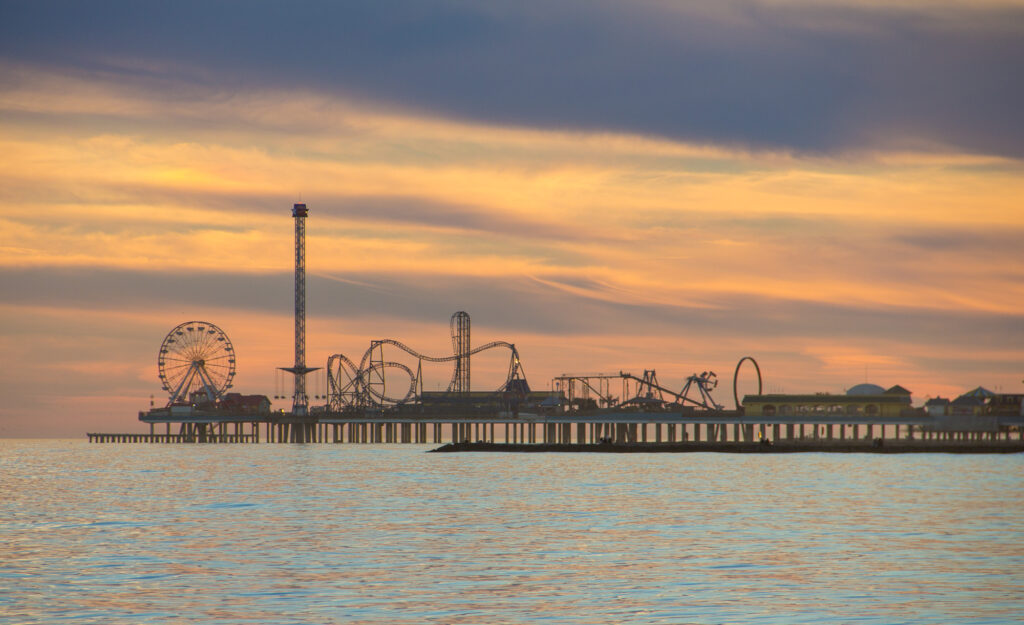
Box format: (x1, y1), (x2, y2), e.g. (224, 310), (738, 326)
(847, 383), (885, 396)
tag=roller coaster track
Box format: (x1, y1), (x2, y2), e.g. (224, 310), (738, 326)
(361, 338), (517, 366)
(327, 337), (527, 411)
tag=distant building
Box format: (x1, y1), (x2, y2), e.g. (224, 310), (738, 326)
(943, 387), (1023, 418)
(743, 384), (913, 418)
(929, 388), (1021, 426)
(949, 395), (986, 417)
(219, 393), (271, 416)
(188, 390), (218, 408)
(924, 397), (950, 417)
(988, 394), (1024, 417)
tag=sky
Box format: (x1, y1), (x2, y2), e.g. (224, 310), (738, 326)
(1, 0), (1023, 437)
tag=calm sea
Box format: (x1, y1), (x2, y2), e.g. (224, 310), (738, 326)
(1, 439), (1021, 624)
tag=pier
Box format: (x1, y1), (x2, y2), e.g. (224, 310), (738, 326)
(87, 412), (1024, 446)
(92, 206), (1023, 451)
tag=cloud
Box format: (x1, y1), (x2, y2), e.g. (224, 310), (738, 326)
(893, 231), (1024, 253)
(2, 3), (1024, 434)
(2, 0), (1023, 156)
(4, 265), (1022, 350)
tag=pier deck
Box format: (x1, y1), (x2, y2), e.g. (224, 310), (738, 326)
(86, 411), (1024, 445)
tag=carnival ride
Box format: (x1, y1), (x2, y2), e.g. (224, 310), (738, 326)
(733, 356), (763, 409)
(326, 312), (528, 411)
(551, 356), (763, 413)
(158, 321), (236, 406)
(552, 369), (722, 412)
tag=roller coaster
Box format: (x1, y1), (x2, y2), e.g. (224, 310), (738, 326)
(324, 310), (763, 416)
(326, 311), (528, 411)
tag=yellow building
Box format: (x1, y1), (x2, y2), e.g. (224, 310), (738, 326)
(742, 384), (913, 418)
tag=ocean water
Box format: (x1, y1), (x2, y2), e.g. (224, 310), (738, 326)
(1, 440), (1021, 625)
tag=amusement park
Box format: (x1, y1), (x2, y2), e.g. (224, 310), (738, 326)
(139, 203), (750, 422)
(92, 203), (1023, 447)
(144, 310), (747, 422)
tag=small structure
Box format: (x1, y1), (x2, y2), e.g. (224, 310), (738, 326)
(951, 394), (987, 417)
(220, 393), (272, 416)
(924, 397), (950, 417)
(988, 394), (1024, 417)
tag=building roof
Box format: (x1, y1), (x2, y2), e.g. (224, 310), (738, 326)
(951, 395), (986, 407)
(885, 385), (912, 395)
(924, 397), (950, 406)
(960, 386), (995, 399)
(847, 383), (885, 396)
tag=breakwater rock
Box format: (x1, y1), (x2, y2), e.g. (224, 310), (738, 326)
(430, 440), (1024, 454)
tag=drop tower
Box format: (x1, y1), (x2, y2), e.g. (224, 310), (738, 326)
(280, 203), (319, 422)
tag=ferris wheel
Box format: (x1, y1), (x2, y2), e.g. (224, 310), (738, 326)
(158, 321), (236, 406)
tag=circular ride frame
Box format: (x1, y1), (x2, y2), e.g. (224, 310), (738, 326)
(158, 321), (236, 407)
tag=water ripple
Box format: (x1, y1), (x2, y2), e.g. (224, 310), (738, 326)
(1, 440), (1022, 624)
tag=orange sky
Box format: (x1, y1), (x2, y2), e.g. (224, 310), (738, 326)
(2, 3), (1023, 436)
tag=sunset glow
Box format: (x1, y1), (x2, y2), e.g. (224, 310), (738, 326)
(2, 1), (1022, 436)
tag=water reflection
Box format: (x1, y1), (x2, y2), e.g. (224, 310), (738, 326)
(1, 440), (1021, 624)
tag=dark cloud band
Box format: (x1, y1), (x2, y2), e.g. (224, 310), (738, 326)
(3, 266), (1021, 353)
(2, 0), (1022, 157)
